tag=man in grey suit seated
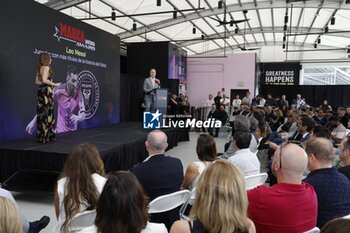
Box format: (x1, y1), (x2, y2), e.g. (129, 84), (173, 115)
(143, 68), (161, 112)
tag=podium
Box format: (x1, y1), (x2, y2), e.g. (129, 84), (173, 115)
(154, 88), (168, 116)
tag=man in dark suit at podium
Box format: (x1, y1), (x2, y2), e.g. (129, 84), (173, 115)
(131, 130), (183, 230)
(143, 68), (161, 112)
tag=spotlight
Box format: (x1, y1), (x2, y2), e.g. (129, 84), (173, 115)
(347, 48), (350, 53)
(318, 37), (321, 44)
(173, 10), (177, 19)
(325, 26), (329, 33)
(283, 43), (286, 49)
(230, 20), (234, 27)
(346, 0), (350, 4)
(235, 27), (238, 34)
(201, 34), (205, 40)
(314, 43), (317, 49)
(284, 15), (289, 24)
(133, 21), (137, 31)
(111, 10), (116, 21)
(157, 0), (161, 6)
(218, 1), (223, 9)
(283, 35), (286, 42)
(331, 16), (335, 25)
(192, 26), (196, 34)
(283, 24), (288, 31)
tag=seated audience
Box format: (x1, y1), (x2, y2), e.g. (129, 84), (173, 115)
(54, 143), (107, 232)
(320, 218), (350, 233)
(95, 171), (167, 233)
(289, 115), (315, 142)
(232, 94), (242, 110)
(304, 138), (350, 228)
(338, 135), (350, 180)
(0, 197), (22, 233)
(228, 131), (260, 176)
(170, 160), (256, 233)
(181, 134), (216, 191)
(131, 130), (183, 230)
(248, 143), (317, 233)
(337, 107), (349, 129)
(0, 187), (50, 233)
(328, 116), (349, 144)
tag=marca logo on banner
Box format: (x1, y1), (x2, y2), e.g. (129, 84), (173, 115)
(143, 110), (222, 129)
(53, 23), (96, 51)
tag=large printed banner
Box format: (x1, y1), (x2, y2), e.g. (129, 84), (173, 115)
(260, 62), (300, 86)
(0, 0), (120, 141)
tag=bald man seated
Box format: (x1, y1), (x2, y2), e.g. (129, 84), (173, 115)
(247, 142), (317, 233)
(304, 138), (350, 228)
(131, 129), (183, 230)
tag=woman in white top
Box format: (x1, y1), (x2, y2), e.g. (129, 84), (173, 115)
(95, 171), (167, 233)
(54, 143), (106, 232)
(181, 134), (217, 191)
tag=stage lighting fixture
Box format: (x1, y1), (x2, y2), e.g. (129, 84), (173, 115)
(218, 1), (223, 9)
(133, 21), (137, 31)
(235, 27), (238, 34)
(325, 26), (329, 33)
(201, 34), (205, 40)
(157, 0), (161, 6)
(318, 37), (321, 44)
(230, 20), (234, 27)
(111, 10), (116, 21)
(283, 24), (287, 31)
(284, 15), (289, 24)
(173, 10), (177, 19)
(331, 16), (335, 25)
(283, 43), (286, 49)
(193, 26), (196, 34)
(346, 0), (350, 4)
(314, 43), (317, 49)
(283, 35), (286, 42)
(347, 48), (350, 53)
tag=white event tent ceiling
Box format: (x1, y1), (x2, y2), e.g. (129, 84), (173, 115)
(37, 0), (350, 55)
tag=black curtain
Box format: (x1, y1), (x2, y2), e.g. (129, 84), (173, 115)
(260, 85), (350, 109)
(120, 74), (180, 121)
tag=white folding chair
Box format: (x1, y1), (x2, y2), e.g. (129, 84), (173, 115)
(68, 210), (97, 233)
(179, 188), (196, 220)
(148, 190), (190, 214)
(244, 173), (268, 190)
(303, 227), (320, 233)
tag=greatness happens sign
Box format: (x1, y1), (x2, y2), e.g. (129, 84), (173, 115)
(261, 62), (300, 85)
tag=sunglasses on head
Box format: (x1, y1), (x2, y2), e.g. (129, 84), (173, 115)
(279, 140), (304, 168)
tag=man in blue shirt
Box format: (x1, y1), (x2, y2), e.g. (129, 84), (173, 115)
(304, 138), (350, 228)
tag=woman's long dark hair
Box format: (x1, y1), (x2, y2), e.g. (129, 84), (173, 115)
(37, 52), (53, 79)
(60, 143), (105, 230)
(95, 171), (149, 233)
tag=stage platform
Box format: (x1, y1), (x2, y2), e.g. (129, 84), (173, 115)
(0, 122), (189, 191)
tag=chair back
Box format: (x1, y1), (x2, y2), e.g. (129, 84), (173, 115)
(244, 173), (268, 190)
(148, 190), (190, 214)
(303, 227), (320, 233)
(68, 210), (96, 232)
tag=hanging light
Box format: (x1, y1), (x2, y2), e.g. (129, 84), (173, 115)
(235, 27), (238, 34)
(347, 48), (350, 53)
(218, 1), (223, 9)
(317, 37), (321, 44)
(173, 9), (177, 19)
(230, 20), (234, 27)
(157, 0), (161, 6)
(283, 24), (288, 31)
(346, 0), (350, 4)
(201, 34), (205, 40)
(133, 21), (137, 31)
(314, 43), (317, 49)
(283, 43), (286, 49)
(111, 10), (116, 21)
(284, 14), (289, 24)
(283, 35), (286, 42)
(325, 26), (329, 33)
(331, 16), (335, 25)
(192, 26), (196, 34)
